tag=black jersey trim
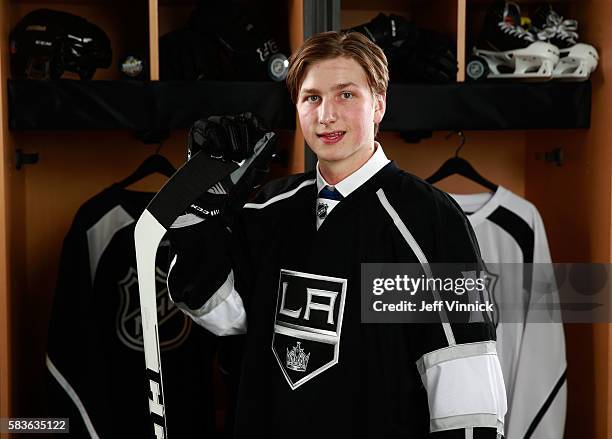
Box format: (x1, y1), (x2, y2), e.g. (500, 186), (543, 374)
(487, 206), (535, 292)
(487, 206), (535, 263)
(524, 368), (567, 438)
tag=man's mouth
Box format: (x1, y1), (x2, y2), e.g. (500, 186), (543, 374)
(317, 131), (346, 144)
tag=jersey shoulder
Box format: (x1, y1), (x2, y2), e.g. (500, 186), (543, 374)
(495, 188), (542, 228)
(378, 165), (480, 262)
(382, 166), (467, 223)
(245, 171), (316, 210)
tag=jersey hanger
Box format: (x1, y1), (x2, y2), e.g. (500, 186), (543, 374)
(425, 131), (498, 192)
(117, 142), (177, 189)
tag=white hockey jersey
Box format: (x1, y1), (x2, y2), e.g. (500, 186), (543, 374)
(450, 186), (567, 439)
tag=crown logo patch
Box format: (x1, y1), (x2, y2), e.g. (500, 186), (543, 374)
(286, 341), (310, 372)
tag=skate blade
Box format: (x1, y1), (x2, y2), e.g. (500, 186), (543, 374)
(474, 42), (558, 81)
(486, 74), (553, 81)
(552, 43), (599, 81)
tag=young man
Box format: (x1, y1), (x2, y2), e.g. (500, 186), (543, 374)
(168, 31), (506, 438)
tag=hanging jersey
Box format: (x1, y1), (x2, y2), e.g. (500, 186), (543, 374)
(168, 161), (507, 438)
(46, 184), (217, 438)
(451, 186), (567, 439)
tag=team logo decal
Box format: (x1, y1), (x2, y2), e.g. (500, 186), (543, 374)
(117, 266), (191, 352)
(316, 202), (328, 219)
(272, 269), (347, 390)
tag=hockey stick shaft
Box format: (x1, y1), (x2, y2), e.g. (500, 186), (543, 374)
(135, 132), (276, 438)
(135, 152), (238, 439)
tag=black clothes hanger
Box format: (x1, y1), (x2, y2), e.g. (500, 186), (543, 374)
(116, 143), (176, 188)
(426, 131), (498, 192)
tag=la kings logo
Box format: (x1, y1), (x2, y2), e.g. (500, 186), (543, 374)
(272, 269), (347, 390)
(117, 266), (191, 352)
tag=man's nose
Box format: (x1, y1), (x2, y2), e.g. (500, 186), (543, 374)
(318, 98), (337, 125)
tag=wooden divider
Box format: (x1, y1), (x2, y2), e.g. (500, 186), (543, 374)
(288, 0), (305, 173)
(149, 0), (159, 81)
(0, 0), (12, 428)
(456, 0), (466, 82)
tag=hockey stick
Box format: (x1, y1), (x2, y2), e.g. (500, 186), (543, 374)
(134, 132), (276, 439)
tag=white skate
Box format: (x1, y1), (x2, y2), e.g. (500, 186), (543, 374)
(533, 4), (599, 81)
(473, 40), (559, 81)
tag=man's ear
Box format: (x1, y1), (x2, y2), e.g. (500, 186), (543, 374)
(373, 93), (386, 124)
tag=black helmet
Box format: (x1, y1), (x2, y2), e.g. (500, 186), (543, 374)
(10, 9), (112, 80)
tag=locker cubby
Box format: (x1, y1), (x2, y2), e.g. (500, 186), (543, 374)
(156, 0), (292, 82)
(8, 0), (150, 81)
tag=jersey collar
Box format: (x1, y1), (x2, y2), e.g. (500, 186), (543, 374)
(449, 186), (508, 226)
(316, 141), (390, 198)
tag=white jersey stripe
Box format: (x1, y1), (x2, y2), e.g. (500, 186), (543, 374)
(46, 355), (100, 438)
(244, 179), (316, 210)
(376, 188), (456, 346)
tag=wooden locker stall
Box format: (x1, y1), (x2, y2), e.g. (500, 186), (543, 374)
(0, 0), (611, 438)
(0, 0), (303, 436)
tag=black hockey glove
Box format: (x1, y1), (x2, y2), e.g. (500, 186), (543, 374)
(185, 112), (277, 221)
(167, 113), (276, 310)
(166, 215), (234, 310)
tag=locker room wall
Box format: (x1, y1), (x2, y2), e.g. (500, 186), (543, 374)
(383, 130), (526, 196)
(1, 1), (612, 438)
(524, 1), (612, 435)
(0, 0), (13, 423)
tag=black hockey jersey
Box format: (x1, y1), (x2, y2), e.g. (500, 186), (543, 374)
(46, 184), (217, 438)
(168, 159), (507, 438)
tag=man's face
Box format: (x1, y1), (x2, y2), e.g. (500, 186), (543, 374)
(296, 57), (385, 167)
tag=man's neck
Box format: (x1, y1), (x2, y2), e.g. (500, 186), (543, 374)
(319, 142), (376, 185)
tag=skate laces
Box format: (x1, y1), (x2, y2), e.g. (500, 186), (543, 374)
(537, 9), (578, 44)
(498, 1), (535, 42)
(498, 21), (535, 42)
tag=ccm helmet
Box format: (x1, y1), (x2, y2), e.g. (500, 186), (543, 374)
(10, 9), (112, 80)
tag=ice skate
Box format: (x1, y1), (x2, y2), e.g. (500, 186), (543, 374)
(467, 1), (559, 81)
(532, 4), (599, 81)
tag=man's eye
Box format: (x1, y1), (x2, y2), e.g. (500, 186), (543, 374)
(341, 91), (353, 99)
(306, 95), (319, 102)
